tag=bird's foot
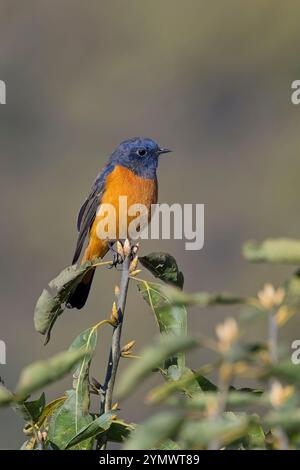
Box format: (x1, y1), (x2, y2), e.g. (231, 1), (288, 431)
(111, 251), (124, 268)
(108, 239), (139, 268)
(108, 241), (124, 269)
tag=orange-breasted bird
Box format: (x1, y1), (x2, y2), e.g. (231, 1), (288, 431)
(67, 137), (171, 309)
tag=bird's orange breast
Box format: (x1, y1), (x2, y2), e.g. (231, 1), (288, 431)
(83, 165), (157, 262)
(101, 164), (158, 213)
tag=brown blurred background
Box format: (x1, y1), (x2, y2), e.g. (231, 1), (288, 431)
(1, 0), (300, 449)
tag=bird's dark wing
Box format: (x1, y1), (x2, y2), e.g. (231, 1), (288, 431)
(72, 164), (114, 264)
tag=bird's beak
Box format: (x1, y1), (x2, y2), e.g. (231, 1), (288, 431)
(158, 148), (172, 155)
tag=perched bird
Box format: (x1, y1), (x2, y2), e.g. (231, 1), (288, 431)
(67, 137), (171, 309)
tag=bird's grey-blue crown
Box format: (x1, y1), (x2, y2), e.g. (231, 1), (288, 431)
(109, 137), (162, 179)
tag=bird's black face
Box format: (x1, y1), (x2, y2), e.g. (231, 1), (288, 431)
(109, 137), (171, 178)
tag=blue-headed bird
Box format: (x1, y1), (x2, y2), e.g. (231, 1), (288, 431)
(67, 137), (171, 309)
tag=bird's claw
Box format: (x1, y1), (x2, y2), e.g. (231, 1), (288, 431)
(107, 239), (138, 268)
(111, 252), (124, 268)
(107, 241), (124, 269)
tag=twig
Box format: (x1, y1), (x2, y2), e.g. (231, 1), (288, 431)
(104, 254), (131, 412)
(268, 309), (278, 364)
(268, 308), (288, 450)
(96, 247), (132, 453)
(207, 369), (231, 450)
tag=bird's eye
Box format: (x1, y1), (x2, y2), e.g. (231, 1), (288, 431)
(137, 148), (147, 157)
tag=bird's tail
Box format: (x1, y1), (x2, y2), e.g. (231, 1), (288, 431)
(66, 268), (95, 310)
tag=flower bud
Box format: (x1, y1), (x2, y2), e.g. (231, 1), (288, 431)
(258, 284), (285, 310)
(110, 301), (119, 324)
(121, 340), (135, 355)
(270, 381), (294, 408)
(116, 241), (124, 258)
(123, 239), (131, 257)
(216, 317), (239, 352)
(129, 256), (139, 273)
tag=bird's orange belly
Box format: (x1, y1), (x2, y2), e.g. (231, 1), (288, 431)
(83, 165), (157, 262)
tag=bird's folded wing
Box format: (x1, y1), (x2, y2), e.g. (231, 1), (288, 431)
(72, 164), (114, 264)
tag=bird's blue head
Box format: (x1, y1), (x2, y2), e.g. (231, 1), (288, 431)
(109, 137), (171, 179)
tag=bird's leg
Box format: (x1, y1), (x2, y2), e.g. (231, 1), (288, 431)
(107, 241), (124, 268)
(108, 239), (139, 268)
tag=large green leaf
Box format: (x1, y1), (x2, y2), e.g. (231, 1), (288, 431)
(65, 411), (116, 449)
(123, 412), (183, 450)
(34, 258), (102, 344)
(139, 252), (184, 288)
(243, 238), (300, 264)
(47, 390), (93, 450)
(118, 335), (198, 400)
(47, 326), (98, 449)
(15, 349), (87, 399)
(137, 280), (187, 374)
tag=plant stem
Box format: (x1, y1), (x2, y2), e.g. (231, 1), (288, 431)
(208, 369), (231, 450)
(103, 254), (131, 413)
(268, 308), (288, 450)
(268, 309), (278, 364)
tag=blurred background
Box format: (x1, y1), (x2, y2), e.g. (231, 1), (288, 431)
(1, 0), (300, 448)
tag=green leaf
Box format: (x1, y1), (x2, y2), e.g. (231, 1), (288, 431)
(264, 409), (300, 431)
(263, 361), (300, 385)
(107, 420), (135, 443)
(174, 391), (266, 411)
(283, 269), (300, 309)
(69, 326), (98, 390)
(118, 335), (198, 400)
(37, 396), (67, 428)
(155, 439), (181, 450)
(147, 367), (217, 404)
(137, 280), (187, 373)
(20, 438), (37, 450)
(158, 284), (248, 307)
(242, 418), (266, 449)
(123, 412), (183, 450)
(195, 374), (218, 392)
(0, 385), (13, 407)
(15, 349), (87, 399)
(139, 252), (184, 288)
(243, 238), (300, 264)
(13, 393), (45, 423)
(34, 258), (102, 344)
(47, 390), (93, 450)
(226, 342), (268, 363)
(179, 414), (251, 448)
(47, 326), (98, 449)
(65, 411), (116, 449)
